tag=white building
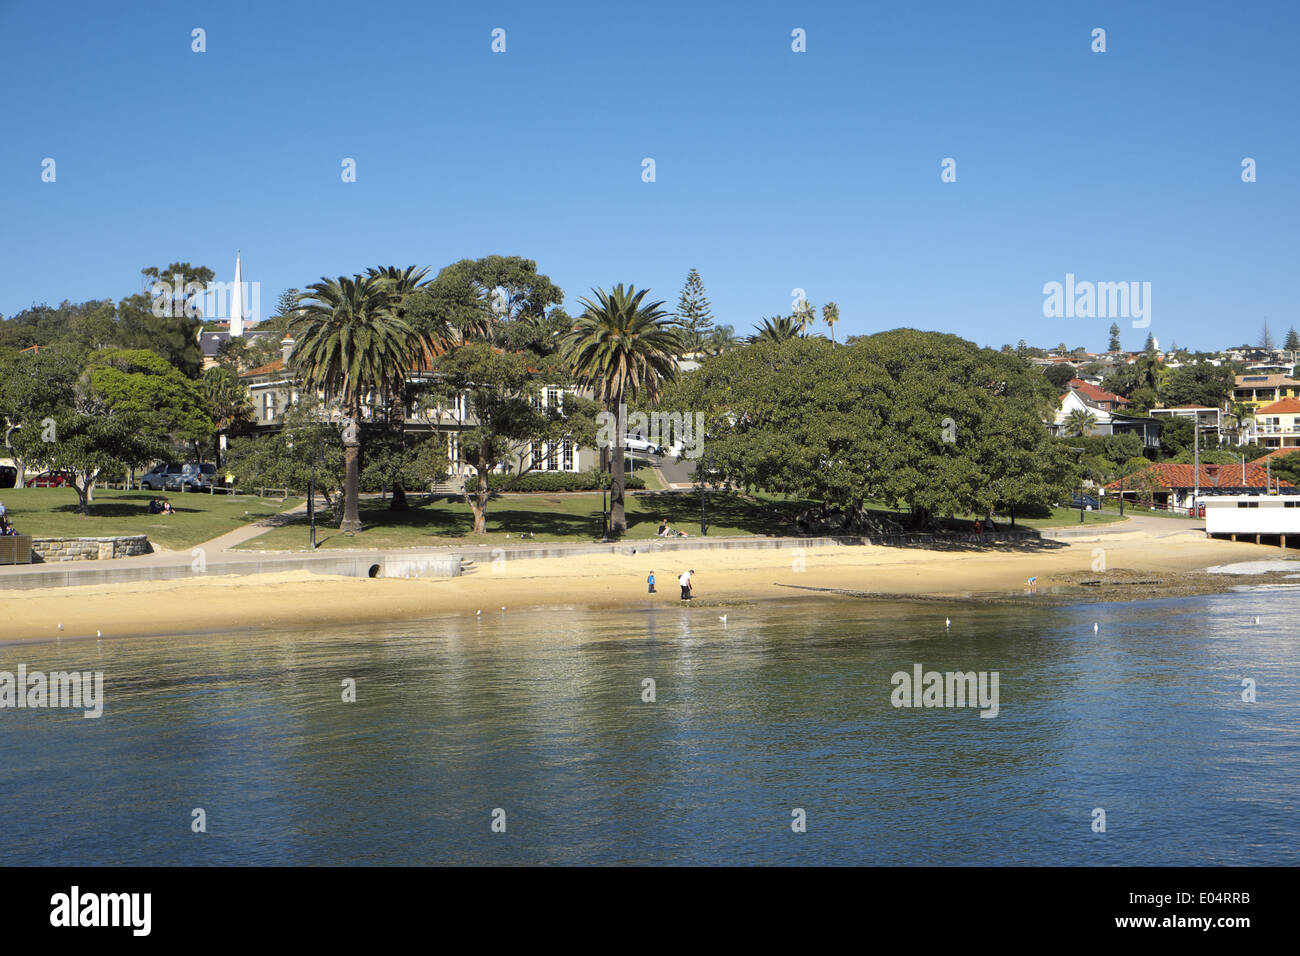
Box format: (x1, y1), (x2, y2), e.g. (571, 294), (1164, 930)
(1204, 494), (1300, 545)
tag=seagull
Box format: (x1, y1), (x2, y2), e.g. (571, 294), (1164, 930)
(96, 630), (102, 638)
(57, 623), (63, 631)
(945, 618), (951, 629)
(500, 606), (506, 612)
(719, 614), (728, 623)
(476, 609), (482, 616)
(1093, 623), (1099, 633)
(1254, 616), (1260, 624)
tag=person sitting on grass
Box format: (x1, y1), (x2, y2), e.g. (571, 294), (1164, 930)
(161, 498), (175, 515)
(148, 497), (163, 514)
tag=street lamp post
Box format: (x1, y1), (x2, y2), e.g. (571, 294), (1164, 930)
(309, 453), (317, 550)
(699, 455), (709, 536)
(1069, 446), (1086, 523)
(600, 448), (609, 541)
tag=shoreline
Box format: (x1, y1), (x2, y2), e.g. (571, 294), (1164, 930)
(1, 528), (1293, 644)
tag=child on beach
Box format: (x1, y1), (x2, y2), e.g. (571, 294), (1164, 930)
(647, 571), (656, 594)
(679, 569), (694, 601)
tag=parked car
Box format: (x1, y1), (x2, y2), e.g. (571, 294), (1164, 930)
(30, 470), (74, 488)
(178, 462), (217, 491)
(140, 463), (183, 491)
(1069, 493), (1101, 511)
(0, 465), (15, 489)
(624, 436), (664, 455)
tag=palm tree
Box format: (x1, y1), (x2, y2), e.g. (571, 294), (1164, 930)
(792, 298), (816, 333)
(705, 324), (738, 355)
(822, 301), (840, 345)
(1064, 408), (1098, 438)
(752, 315), (802, 343)
(563, 285), (683, 535)
(365, 266), (442, 511)
(290, 274), (442, 532)
(201, 366), (253, 463)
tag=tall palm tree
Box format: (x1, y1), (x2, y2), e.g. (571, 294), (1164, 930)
(752, 315), (802, 343)
(365, 267), (443, 510)
(290, 274), (440, 532)
(1064, 408), (1098, 438)
(822, 301), (840, 346)
(563, 285), (683, 534)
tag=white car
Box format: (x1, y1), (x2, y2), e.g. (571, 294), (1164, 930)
(623, 437), (663, 455)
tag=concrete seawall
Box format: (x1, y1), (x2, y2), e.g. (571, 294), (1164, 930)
(0, 550), (463, 591)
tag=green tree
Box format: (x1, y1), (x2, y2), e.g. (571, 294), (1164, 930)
(563, 285), (683, 535)
(202, 366), (254, 462)
(9, 411), (158, 513)
(431, 342), (596, 534)
(85, 348), (214, 457)
(0, 343), (86, 486)
(675, 268), (714, 354)
(792, 297), (816, 333)
(1108, 322), (1122, 352)
(1285, 327), (1300, 353)
(1043, 363), (1076, 390)
(822, 301), (840, 345)
(705, 324), (739, 355)
(418, 256), (564, 346)
(753, 315), (802, 343)
(1063, 408), (1097, 438)
(1159, 362), (1235, 408)
(290, 274), (445, 532)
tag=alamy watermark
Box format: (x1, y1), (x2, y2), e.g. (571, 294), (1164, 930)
(595, 404), (706, 459)
(1042, 273), (1151, 328)
(890, 663), (999, 718)
(150, 273), (261, 324)
(0, 665), (104, 718)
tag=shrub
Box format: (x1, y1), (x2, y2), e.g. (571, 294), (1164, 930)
(464, 470), (646, 493)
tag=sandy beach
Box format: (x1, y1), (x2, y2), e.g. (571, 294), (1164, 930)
(2, 524), (1290, 643)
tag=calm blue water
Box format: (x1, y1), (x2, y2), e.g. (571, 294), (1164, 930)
(0, 591), (1296, 865)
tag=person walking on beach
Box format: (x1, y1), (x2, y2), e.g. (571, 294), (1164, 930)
(679, 569), (694, 601)
(647, 570), (656, 594)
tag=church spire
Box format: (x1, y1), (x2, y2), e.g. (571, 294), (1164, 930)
(230, 250), (245, 337)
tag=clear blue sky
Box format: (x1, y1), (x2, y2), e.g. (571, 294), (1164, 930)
(2, 0), (1296, 353)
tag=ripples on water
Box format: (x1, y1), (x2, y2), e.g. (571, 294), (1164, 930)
(1, 593), (1296, 865)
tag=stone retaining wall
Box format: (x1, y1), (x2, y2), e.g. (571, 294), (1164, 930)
(31, 535), (153, 562)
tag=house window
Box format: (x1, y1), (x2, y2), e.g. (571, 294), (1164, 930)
(1285, 501), (1300, 508)
(547, 387), (563, 413)
(1237, 501), (1259, 508)
(531, 441), (543, 471)
(562, 440), (574, 471)
(263, 392), (277, 420)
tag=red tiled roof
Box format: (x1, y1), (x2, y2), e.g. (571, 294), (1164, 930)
(1255, 397), (1300, 415)
(1068, 379), (1129, 405)
(1104, 463), (1294, 491)
(240, 359), (285, 377)
(1256, 447), (1300, 463)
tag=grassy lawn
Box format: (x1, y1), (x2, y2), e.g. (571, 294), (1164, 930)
(1009, 507), (1127, 529)
(233, 488), (1133, 552)
(235, 489), (814, 551)
(0, 488), (303, 551)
